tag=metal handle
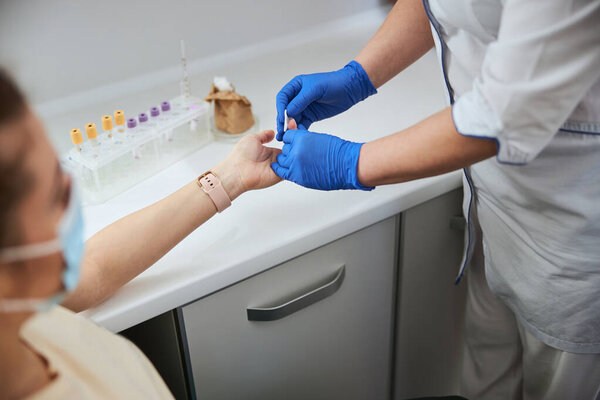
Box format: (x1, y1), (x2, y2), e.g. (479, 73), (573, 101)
(247, 265), (345, 322)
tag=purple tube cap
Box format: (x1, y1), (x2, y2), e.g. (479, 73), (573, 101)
(138, 113), (148, 123)
(127, 118), (137, 129)
(150, 106), (160, 117)
(161, 101), (171, 112)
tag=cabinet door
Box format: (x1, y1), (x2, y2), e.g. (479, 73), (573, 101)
(120, 310), (193, 400)
(394, 189), (466, 398)
(182, 217), (398, 400)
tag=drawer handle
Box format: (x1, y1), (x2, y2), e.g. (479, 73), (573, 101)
(247, 265), (346, 322)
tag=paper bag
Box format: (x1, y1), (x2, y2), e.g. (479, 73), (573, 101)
(205, 84), (255, 134)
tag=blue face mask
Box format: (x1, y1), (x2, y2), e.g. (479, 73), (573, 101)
(0, 178), (85, 313)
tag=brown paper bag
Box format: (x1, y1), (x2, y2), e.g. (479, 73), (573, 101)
(205, 84), (255, 134)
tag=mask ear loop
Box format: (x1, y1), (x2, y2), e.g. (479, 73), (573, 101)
(0, 239), (65, 313)
(0, 238), (62, 263)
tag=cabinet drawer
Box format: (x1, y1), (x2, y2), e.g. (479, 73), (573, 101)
(182, 217), (398, 400)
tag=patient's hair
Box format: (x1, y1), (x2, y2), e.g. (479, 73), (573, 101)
(0, 69), (29, 247)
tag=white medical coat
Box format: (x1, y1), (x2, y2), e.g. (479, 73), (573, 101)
(424, 0), (600, 353)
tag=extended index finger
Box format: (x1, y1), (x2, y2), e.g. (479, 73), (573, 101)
(276, 76), (302, 135)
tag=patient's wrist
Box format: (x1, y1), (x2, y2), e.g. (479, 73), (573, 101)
(212, 160), (244, 201)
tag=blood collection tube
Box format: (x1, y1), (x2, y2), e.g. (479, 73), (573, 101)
(114, 110), (126, 135)
(138, 112), (148, 129)
(138, 112), (159, 160)
(127, 118), (137, 134)
(70, 128), (83, 152)
(85, 123), (98, 146)
(149, 106), (160, 126)
(127, 118), (140, 159)
(102, 115), (114, 138)
(161, 101), (173, 141)
(161, 101), (171, 118)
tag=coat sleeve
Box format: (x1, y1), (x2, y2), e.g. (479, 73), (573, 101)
(451, 0), (600, 164)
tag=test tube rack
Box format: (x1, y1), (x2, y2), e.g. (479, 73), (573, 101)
(64, 95), (210, 204)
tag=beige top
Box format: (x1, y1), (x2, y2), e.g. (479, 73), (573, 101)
(19, 306), (174, 399)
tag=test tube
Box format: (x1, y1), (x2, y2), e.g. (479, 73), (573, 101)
(85, 123), (99, 147)
(127, 118), (140, 159)
(161, 101), (171, 120)
(138, 112), (159, 160)
(114, 110), (126, 136)
(161, 101), (173, 141)
(70, 128), (83, 152)
(138, 112), (149, 126)
(102, 115), (114, 139)
(127, 118), (138, 136)
(84, 123), (101, 187)
(149, 106), (160, 127)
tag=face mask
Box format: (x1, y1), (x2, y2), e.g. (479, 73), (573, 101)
(0, 179), (85, 313)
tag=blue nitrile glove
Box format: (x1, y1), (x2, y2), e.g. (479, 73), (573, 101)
(275, 60), (377, 140)
(270, 128), (374, 191)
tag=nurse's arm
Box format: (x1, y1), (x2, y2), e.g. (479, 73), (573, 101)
(357, 106), (497, 186)
(354, 0), (434, 88)
(62, 130), (281, 312)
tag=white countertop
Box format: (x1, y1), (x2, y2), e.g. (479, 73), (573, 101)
(51, 11), (461, 332)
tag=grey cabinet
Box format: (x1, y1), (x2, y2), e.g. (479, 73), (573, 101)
(181, 217), (398, 400)
(394, 189), (466, 399)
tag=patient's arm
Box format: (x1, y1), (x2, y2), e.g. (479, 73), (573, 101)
(62, 130), (281, 312)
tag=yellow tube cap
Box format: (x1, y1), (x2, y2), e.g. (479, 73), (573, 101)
(114, 110), (125, 125)
(85, 123), (98, 139)
(70, 128), (83, 145)
(102, 115), (113, 131)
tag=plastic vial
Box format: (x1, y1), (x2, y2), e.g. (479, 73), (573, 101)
(85, 123), (99, 148)
(138, 112), (149, 126)
(102, 115), (114, 139)
(127, 118), (141, 159)
(161, 101), (174, 141)
(149, 106), (160, 127)
(161, 101), (171, 120)
(138, 113), (149, 145)
(84, 123), (101, 187)
(70, 128), (83, 152)
(114, 110), (126, 136)
(138, 112), (160, 161)
(127, 118), (138, 138)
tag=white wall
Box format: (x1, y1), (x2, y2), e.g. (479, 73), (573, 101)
(0, 0), (382, 106)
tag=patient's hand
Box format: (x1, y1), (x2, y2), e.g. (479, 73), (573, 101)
(213, 130), (282, 199)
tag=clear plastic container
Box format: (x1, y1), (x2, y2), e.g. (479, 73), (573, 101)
(64, 95), (210, 204)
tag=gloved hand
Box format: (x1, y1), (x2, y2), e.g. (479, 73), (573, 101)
(275, 60), (377, 140)
(270, 127), (374, 191)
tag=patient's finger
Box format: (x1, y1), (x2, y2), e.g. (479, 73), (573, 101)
(288, 118), (298, 130)
(255, 129), (275, 144)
